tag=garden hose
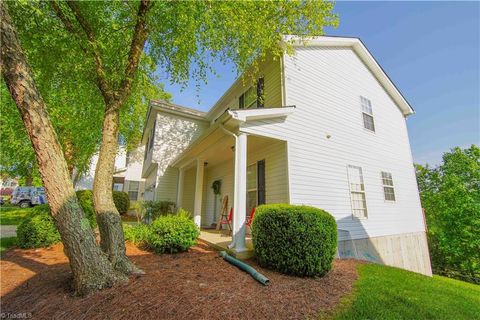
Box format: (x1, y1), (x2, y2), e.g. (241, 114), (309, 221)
(219, 251), (270, 286)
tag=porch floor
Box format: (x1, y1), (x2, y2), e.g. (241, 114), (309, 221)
(199, 229), (254, 259)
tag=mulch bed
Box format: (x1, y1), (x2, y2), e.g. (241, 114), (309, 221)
(1, 241), (359, 320)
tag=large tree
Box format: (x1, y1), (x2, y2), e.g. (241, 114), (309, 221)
(3, 0), (338, 293)
(48, 0), (339, 275)
(416, 145), (480, 283)
(1, 1), (123, 295)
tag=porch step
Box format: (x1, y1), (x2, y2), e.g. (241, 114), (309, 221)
(198, 230), (255, 260)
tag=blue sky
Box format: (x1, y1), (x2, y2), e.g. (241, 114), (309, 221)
(158, 1), (479, 165)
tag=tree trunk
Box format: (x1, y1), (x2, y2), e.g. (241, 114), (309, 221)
(63, 137), (75, 178)
(24, 174), (33, 187)
(93, 107), (142, 275)
(0, 2), (126, 295)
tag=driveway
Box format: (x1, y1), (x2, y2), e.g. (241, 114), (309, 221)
(0, 225), (17, 238)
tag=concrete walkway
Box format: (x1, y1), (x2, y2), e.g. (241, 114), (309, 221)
(199, 229), (254, 259)
(0, 225), (17, 238)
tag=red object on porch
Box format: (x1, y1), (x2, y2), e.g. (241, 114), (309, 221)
(246, 207), (256, 228)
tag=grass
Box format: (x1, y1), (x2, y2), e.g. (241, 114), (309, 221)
(0, 237), (17, 254)
(330, 263), (480, 320)
(0, 207), (31, 225)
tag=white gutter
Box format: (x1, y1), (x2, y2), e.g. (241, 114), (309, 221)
(227, 106), (296, 122)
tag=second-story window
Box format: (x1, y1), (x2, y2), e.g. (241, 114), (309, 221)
(381, 171), (396, 201)
(239, 77), (264, 109)
(361, 96), (375, 132)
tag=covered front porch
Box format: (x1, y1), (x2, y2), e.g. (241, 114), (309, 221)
(198, 229), (254, 259)
(172, 108), (293, 258)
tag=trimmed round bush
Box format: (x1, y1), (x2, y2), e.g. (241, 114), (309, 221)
(147, 214), (199, 254)
(113, 191), (130, 215)
(251, 204), (337, 277)
(17, 205), (61, 249)
(75, 190), (97, 228)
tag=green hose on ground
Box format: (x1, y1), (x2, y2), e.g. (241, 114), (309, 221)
(219, 251), (270, 286)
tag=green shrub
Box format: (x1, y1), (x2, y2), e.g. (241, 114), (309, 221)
(17, 205), (61, 248)
(251, 204), (337, 277)
(75, 190), (96, 228)
(113, 191), (130, 215)
(123, 223), (151, 246)
(75, 190), (129, 222)
(146, 214), (199, 254)
(124, 209), (198, 254)
(142, 200), (176, 223)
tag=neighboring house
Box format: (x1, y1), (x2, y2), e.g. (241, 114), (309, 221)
(76, 146), (145, 206)
(0, 177), (18, 189)
(141, 36), (432, 276)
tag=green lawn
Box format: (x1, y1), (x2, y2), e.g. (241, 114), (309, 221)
(0, 207), (31, 225)
(0, 236), (17, 254)
(330, 263), (480, 320)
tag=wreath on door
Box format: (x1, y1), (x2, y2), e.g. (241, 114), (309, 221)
(212, 180), (221, 195)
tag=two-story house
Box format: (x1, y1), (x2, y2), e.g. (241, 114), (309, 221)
(141, 36), (432, 276)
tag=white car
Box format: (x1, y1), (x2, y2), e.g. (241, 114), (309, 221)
(10, 187), (48, 208)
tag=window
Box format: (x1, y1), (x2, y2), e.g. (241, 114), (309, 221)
(381, 172), (396, 201)
(148, 119), (156, 151)
(347, 165), (368, 218)
(239, 77), (264, 109)
(239, 87), (257, 109)
(128, 181), (140, 201)
(247, 163), (258, 214)
(361, 96), (375, 132)
(113, 183), (124, 192)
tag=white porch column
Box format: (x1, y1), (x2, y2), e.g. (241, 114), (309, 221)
(193, 159), (204, 227)
(232, 132), (248, 252)
(176, 168), (185, 209)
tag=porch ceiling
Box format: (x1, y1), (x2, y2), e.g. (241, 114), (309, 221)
(175, 131), (281, 169)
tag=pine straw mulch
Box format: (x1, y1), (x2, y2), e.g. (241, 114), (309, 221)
(1, 241), (360, 320)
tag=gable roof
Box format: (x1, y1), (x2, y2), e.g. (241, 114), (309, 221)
(283, 35), (415, 116)
(143, 35), (415, 143)
(141, 100), (208, 144)
(150, 99), (207, 120)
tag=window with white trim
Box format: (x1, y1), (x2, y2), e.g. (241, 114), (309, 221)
(381, 171), (396, 201)
(128, 181), (140, 201)
(361, 96), (375, 132)
(239, 77), (264, 109)
(347, 165), (368, 218)
(239, 86), (257, 109)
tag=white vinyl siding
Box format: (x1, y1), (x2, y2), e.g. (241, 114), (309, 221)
(155, 166), (179, 202)
(241, 46), (425, 241)
(381, 171), (396, 201)
(181, 167), (196, 215)
(347, 166), (368, 219)
(147, 111), (208, 202)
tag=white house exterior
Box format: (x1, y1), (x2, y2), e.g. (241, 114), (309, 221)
(141, 36), (432, 276)
(76, 146), (146, 206)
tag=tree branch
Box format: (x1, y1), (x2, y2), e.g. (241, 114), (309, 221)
(115, 0), (154, 110)
(64, 0), (113, 104)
